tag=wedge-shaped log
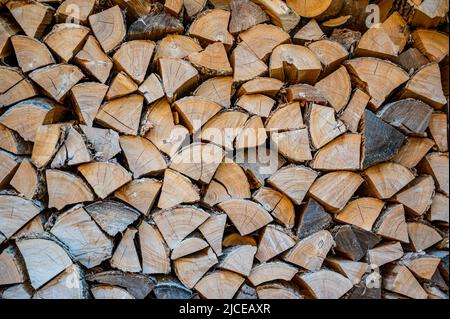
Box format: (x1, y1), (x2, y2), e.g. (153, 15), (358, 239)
(248, 262), (298, 286)
(78, 162), (132, 199)
(218, 245), (257, 276)
(253, 187), (295, 229)
(71, 82), (108, 126)
(296, 270), (353, 299)
(335, 197), (384, 231)
(11, 35), (55, 73)
(139, 221), (171, 274)
(113, 40), (155, 84)
(218, 199), (273, 236)
(115, 179), (161, 216)
(111, 228), (141, 273)
(157, 169), (200, 209)
(256, 225), (296, 263)
(174, 248), (218, 289)
(43, 23), (90, 62)
(373, 204), (409, 243)
(195, 270), (245, 299)
(89, 5), (126, 53)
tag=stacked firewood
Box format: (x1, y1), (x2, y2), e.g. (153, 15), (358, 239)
(0, 0), (448, 299)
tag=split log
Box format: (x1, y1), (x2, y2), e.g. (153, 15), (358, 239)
(194, 76), (233, 108)
(293, 19), (324, 44)
(164, 0), (183, 17)
(88, 6), (126, 53)
(256, 225), (296, 262)
(271, 129), (312, 164)
(252, 0), (300, 32)
(296, 270), (353, 299)
(283, 230), (334, 271)
(173, 97), (222, 133)
(13, 214), (44, 239)
(153, 34), (202, 62)
(367, 241), (404, 267)
(198, 213), (227, 256)
(218, 199), (273, 236)
(174, 248), (218, 289)
(383, 264), (427, 299)
(51, 126), (91, 168)
(308, 40), (348, 75)
(335, 197), (384, 231)
(1, 284), (33, 299)
(0, 69), (38, 108)
(267, 165), (318, 205)
(235, 115), (267, 149)
(418, 153), (449, 196)
(344, 57), (409, 109)
(188, 42), (232, 76)
(152, 276), (194, 299)
(363, 163), (415, 199)
(138, 73), (164, 104)
(33, 264), (87, 299)
(355, 12), (409, 59)
(239, 24), (290, 62)
(171, 236), (209, 260)
(0, 124), (33, 155)
(86, 271), (155, 299)
(326, 257), (369, 285)
(265, 102), (303, 132)
(153, 206), (209, 249)
(256, 282), (303, 299)
(393, 175), (435, 216)
(50, 206), (113, 268)
(188, 9), (233, 48)
(270, 44), (322, 84)
(95, 94), (144, 135)
(91, 285), (135, 299)
(373, 204), (409, 243)
(71, 82), (108, 126)
(223, 233), (257, 247)
(0, 247), (25, 286)
(361, 110), (405, 168)
(195, 270), (244, 299)
(248, 262), (298, 286)
(128, 9), (183, 41)
(392, 137), (435, 169)
(395, 48), (429, 72)
(312, 133), (361, 171)
(159, 58), (199, 101)
(85, 201), (140, 237)
(332, 225), (381, 261)
(309, 171), (364, 212)
(428, 113), (448, 152)
(0, 150), (19, 187)
(253, 187), (295, 229)
(43, 23), (90, 63)
(110, 0), (152, 20)
(6, 0), (54, 39)
(16, 236), (73, 289)
(111, 228), (141, 273)
(183, 0), (207, 17)
(31, 124), (64, 169)
(55, 0), (95, 25)
(46, 169), (94, 210)
(200, 111), (248, 150)
(74, 35), (113, 84)
(308, 103), (346, 149)
(401, 253), (441, 280)
(236, 94), (275, 118)
(79, 125), (121, 161)
(0, 195), (43, 239)
(407, 222), (442, 252)
(412, 29), (449, 63)
(429, 193), (449, 223)
(218, 245), (257, 276)
(229, 0), (268, 34)
(78, 162), (132, 199)
(10, 159), (41, 199)
(115, 179), (161, 216)
(157, 169), (200, 209)
(284, 83), (327, 105)
(11, 35), (55, 73)
(170, 143), (224, 185)
(322, 15), (352, 28)
(401, 63), (447, 109)
(296, 198), (332, 239)
(120, 135), (167, 178)
(29, 64), (84, 103)
(106, 72), (138, 100)
(392, 0), (449, 28)
(138, 221), (171, 274)
(0, 14), (20, 59)
(113, 40), (155, 84)
(143, 99), (189, 157)
(231, 42), (268, 83)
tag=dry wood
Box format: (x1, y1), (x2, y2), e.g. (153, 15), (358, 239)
(171, 236), (209, 260)
(256, 225), (296, 262)
(188, 9), (233, 48)
(218, 245), (257, 276)
(332, 225), (381, 261)
(248, 261), (298, 286)
(253, 0), (300, 32)
(326, 257), (368, 285)
(412, 29), (449, 63)
(106, 72), (138, 100)
(89, 6), (126, 53)
(91, 285), (135, 299)
(308, 103), (346, 149)
(383, 264), (427, 299)
(229, 0), (269, 34)
(296, 270), (353, 299)
(128, 9), (183, 41)
(11, 35), (55, 73)
(56, 0), (95, 25)
(374, 204), (409, 243)
(0, 14), (20, 59)
(110, 228), (141, 273)
(253, 187), (295, 228)
(294, 19), (324, 44)
(257, 282), (303, 299)
(115, 179), (161, 216)
(428, 113), (448, 152)
(174, 248), (218, 289)
(418, 153), (449, 196)
(393, 175), (435, 216)
(10, 159), (40, 199)
(173, 96), (223, 133)
(198, 213), (227, 256)
(195, 270), (244, 299)
(232, 42), (268, 83)
(367, 241), (404, 267)
(429, 193), (449, 223)
(80, 125), (121, 161)
(158, 169), (200, 209)
(43, 23), (89, 63)
(138, 221), (170, 274)
(71, 82), (108, 126)
(194, 76), (232, 108)
(407, 222), (442, 252)
(335, 197), (384, 231)
(312, 133), (361, 171)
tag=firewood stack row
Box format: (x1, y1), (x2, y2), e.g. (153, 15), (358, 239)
(0, 0), (448, 299)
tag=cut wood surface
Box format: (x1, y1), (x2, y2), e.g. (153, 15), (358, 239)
(0, 0), (448, 300)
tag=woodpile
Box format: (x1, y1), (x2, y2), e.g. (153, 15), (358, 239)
(0, 0), (448, 300)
